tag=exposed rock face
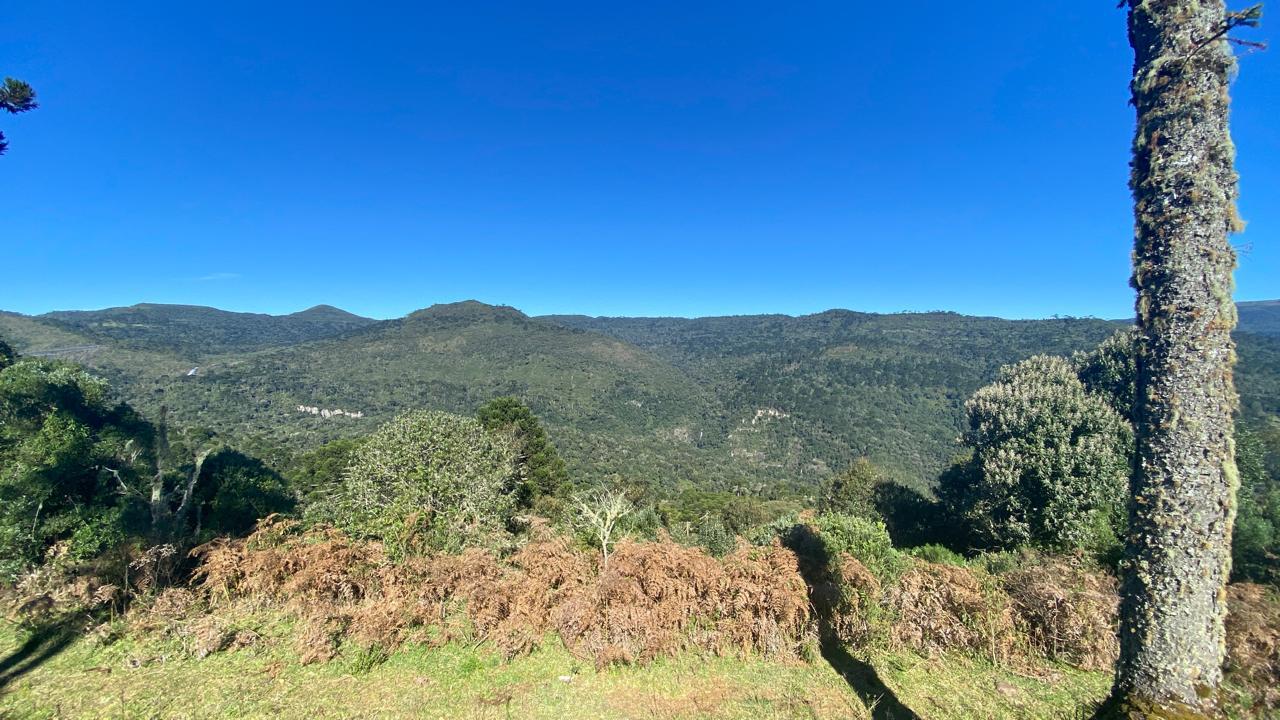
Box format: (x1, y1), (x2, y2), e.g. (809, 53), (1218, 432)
(296, 405), (364, 419)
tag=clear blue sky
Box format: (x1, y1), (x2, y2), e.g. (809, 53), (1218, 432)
(2, 2), (1275, 320)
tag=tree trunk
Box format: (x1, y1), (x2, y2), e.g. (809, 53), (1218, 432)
(150, 407), (171, 535)
(1104, 1), (1242, 716)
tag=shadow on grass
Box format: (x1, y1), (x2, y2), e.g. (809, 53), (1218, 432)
(0, 616), (79, 691)
(819, 637), (920, 720)
(781, 523), (921, 720)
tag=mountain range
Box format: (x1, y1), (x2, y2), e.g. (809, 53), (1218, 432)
(2, 299), (1277, 493)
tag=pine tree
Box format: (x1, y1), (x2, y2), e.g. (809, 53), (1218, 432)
(0, 77), (38, 156)
(1101, 2), (1260, 716)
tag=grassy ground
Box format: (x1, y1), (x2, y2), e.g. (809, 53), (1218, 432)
(0, 618), (1112, 720)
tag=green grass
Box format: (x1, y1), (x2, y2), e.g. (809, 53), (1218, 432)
(0, 617), (1124, 720)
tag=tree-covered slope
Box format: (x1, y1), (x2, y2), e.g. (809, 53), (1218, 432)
(38, 303), (376, 356)
(53, 301), (738, 489)
(2, 301), (1276, 493)
(541, 312), (1130, 487)
(1238, 300), (1280, 338)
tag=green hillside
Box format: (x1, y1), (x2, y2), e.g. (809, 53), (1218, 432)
(541, 311), (1127, 486)
(38, 303), (376, 357)
(1239, 299), (1280, 337)
(2, 301), (1277, 493)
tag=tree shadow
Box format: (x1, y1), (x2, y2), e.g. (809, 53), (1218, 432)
(819, 637), (921, 720)
(0, 616), (79, 691)
(780, 523), (922, 720)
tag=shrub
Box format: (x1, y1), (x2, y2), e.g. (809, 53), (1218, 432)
(314, 410), (519, 555)
(941, 355), (1131, 553)
(885, 561), (1020, 664)
(811, 513), (906, 583)
(909, 544), (966, 566)
(1001, 557), (1119, 670)
(819, 458), (882, 517)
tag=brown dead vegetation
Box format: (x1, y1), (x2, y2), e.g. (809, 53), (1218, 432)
(884, 562), (1020, 665)
(17, 515), (1274, 696)
(1224, 583), (1280, 711)
(191, 519), (811, 668)
(1002, 557), (1119, 671)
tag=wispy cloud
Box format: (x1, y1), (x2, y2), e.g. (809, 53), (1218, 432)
(196, 272), (243, 282)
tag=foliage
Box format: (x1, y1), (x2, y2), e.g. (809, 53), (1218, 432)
(476, 396), (571, 512)
(286, 437), (364, 506)
(0, 336), (15, 369)
(872, 480), (954, 549)
(689, 515), (736, 557)
(0, 359), (153, 579)
(941, 355), (1131, 554)
(314, 410), (519, 555)
(909, 544), (967, 566)
(819, 457), (882, 517)
(1072, 328), (1137, 418)
(809, 513), (907, 582)
(192, 448), (295, 540)
(1233, 425), (1280, 585)
(0, 76), (37, 156)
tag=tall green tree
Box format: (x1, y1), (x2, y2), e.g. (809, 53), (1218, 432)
(941, 355), (1131, 553)
(477, 397), (571, 513)
(0, 77), (37, 156)
(1103, 2), (1259, 716)
(0, 360), (154, 579)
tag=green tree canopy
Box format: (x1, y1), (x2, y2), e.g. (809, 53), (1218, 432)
(942, 355), (1132, 553)
(0, 360), (153, 579)
(476, 397), (570, 512)
(819, 457), (883, 518)
(0, 77), (38, 156)
(316, 410), (519, 554)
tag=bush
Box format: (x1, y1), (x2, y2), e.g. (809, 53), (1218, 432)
(941, 355), (1131, 553)
(819, 458), (882, 517)
(811, 513), (907, 583)
(909, 544), (967, 566)
(314, 410), (519, 555)
(194, 520), (813, 667)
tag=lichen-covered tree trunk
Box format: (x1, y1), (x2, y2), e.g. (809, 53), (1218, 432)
(1104, 1), (1242, 717)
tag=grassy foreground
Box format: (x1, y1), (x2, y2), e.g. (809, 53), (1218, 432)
(0, 618), (1113, 720)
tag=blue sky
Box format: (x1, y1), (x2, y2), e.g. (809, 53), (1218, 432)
(2, 2), (1275, 320)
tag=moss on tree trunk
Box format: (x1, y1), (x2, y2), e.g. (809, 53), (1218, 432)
(1103, 1), (1244, 717)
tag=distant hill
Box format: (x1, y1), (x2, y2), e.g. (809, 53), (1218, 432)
(37, 303), (376, 357)
(1239, 300), (1280, 337)
(1, 300), (1277, 492)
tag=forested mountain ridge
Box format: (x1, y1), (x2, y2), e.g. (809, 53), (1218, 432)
(1, 300), (1277, 493)
(1239, 299), (1280, 338)
(36, 302), (377, 356)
